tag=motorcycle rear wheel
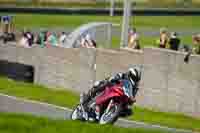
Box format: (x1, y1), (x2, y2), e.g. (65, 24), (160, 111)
(71, 105), (88, 121)
(71, 105), (81, 120)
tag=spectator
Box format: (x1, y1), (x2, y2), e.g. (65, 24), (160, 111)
(45, 32), (58, 47)
(59, 32), (67, 45)
(192, 34), (200, 55)
(38, 30), (46, 48)
(81, 34), (96, 48)
(169, 32), (181, 51)
(158, 27), (169, 48)
(80, 37), (87, 47)
(24, 30), (34, 47)
(2, 32), (9, 44)
(19, 32), (29, 48)
(86, 34), (96, 48)
(128, 28), (140, 50)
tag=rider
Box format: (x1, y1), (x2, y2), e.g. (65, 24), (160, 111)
(81, 67), (142, 120)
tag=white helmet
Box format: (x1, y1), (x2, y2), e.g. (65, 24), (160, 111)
(94, 81), (100, 87)
(128, 67), (141, 84)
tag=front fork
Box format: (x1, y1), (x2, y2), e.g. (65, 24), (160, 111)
(95, 99), (114, 120)
(105, 99), (114, 114)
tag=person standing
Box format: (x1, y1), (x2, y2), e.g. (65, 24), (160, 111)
(128, 28), (140, 49)
(158, 28), (169, 48)
(38, 30), (46, 48)
(59, 32), (67, 46)
(192, 34), (200, 55)
(169, 32), (181, 51)
(25, 30), (34, 47)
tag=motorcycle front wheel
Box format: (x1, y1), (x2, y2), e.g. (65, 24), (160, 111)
(99, 102), (121, 125)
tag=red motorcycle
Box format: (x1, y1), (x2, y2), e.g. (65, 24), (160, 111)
(71, 81), (134, 124)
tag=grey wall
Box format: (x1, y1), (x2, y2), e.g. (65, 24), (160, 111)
(0, 44), (199, 118)
(141, 48), (200, 117)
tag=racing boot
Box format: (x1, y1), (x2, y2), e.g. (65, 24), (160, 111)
(95, 105), (101, 121)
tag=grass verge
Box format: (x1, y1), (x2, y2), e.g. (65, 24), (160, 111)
(0, 77), (79, 108)
(131, 107), (200, 132)
(0, 13), (199, 29)
(0, 112), (171, 133)
(0, 76), (200, 132)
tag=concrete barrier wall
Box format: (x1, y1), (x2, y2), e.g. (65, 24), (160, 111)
(141, 48), (200, 117)
(96, 48), (143, 82)
(0, 45), (95, 93)
(0, 44), (199, 117)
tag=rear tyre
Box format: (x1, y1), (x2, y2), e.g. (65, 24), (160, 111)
(71, 105), (89, 121)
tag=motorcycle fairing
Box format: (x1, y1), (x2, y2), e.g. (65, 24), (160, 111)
(95, 83), (124, 105)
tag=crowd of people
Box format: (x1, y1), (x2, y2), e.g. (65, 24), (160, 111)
(127, 27), (200, 55)
(6, 28), (199, 55)
(157, 27), (200, 55)
(18, 29), (97, 48)
(18, 29), (68, 48)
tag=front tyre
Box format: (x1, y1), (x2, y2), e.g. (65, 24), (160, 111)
(99, 103), (121, 125)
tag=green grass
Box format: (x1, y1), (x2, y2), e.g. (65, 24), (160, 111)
(0, 76), (200, 132)
(131, 107), (200, 132)
(1, 13), (199, 29)
(0, 112), (171, 133)
(0, 77), (79, 108)
(111, 37), (121, 48)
